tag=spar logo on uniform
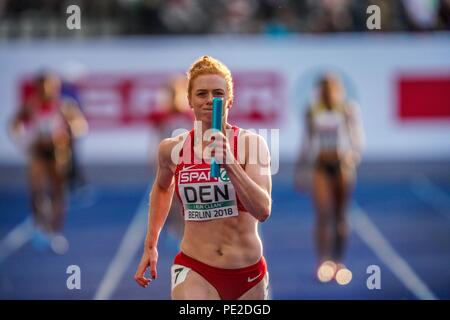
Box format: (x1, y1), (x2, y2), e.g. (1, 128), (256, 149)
(179, 168), (236, 206)
(179, 168), (218, 184)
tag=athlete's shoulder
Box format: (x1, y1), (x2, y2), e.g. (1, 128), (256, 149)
(309, 102), (325, 116)
(159, 131), (190, 152)
(237, 128), (270, 152)
(305, 104), (315, 117)
(237, 128), (262, 140)
(158, 131), (190, 164)
(343, 100), (361, 117)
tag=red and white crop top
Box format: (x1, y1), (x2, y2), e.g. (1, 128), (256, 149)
(174, 126), (248, 221)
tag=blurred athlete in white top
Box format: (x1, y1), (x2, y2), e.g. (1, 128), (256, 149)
(295, 73), (364, 282)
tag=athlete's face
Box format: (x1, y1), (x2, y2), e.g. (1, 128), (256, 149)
(189, 74), (228, 124)
(37, 75), (61, 100)
(321, 77), (342, 106)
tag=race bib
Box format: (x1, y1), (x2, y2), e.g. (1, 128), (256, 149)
(318, 128), (339, 149)
(315, 112), (341, 150)
(178, 167), (240, 221)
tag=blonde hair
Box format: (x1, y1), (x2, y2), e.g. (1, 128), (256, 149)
(187, 55), (234, 104)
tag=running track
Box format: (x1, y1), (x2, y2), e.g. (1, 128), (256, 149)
(0, 165), (449, 300)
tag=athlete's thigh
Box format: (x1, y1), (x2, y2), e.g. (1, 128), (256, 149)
(334, 165), (355, 211)
(238, 273), (269, 300)
(171, 267), (220, 300)
(28, 158), (47, 190)
(312, 169), (333, 214)
(47, 159), (65, 192)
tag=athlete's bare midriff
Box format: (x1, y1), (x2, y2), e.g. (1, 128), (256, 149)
(180, 211), (263, 269)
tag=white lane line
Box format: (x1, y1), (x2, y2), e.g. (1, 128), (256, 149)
(410, 175), (450, 222)
(94, 187), (149, 300)
(350, 204), (438, 300)
(0, 217), (33, 264)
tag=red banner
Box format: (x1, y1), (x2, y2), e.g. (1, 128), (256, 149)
(398, 75), (450, 120)
(19, 71), (284, 129)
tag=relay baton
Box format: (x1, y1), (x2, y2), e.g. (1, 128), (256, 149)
(211, 97), (223, 178)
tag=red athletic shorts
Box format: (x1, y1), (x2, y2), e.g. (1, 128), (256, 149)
(173, 252), (267, 300)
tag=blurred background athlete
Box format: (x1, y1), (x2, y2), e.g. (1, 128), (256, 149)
(295, 73), (364, 283)
(9, 71), (88, 254)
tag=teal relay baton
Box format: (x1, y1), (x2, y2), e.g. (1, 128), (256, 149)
(211, 97), (223, 178)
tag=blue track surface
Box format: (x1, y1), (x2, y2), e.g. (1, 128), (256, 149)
(0, 172), (449, 300)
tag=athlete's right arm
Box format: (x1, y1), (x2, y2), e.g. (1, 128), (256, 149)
(134, 138), (177, 288)
(9, 106), (32, 150)
(9, 103), (27, 132)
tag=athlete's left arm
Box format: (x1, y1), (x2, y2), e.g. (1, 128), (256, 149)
(214, 131), (272, 222)
(345, 102), (365, 165)
(60, 100), (89, 138)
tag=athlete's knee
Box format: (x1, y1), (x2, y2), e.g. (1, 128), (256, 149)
(336, 219), (349, 235)
(316, 214), (331, 228)
(315, 201), (333, 217)
(50, 186), (64, 199)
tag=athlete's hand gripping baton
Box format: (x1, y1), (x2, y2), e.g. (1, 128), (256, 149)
(211, 97), (223, 178)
